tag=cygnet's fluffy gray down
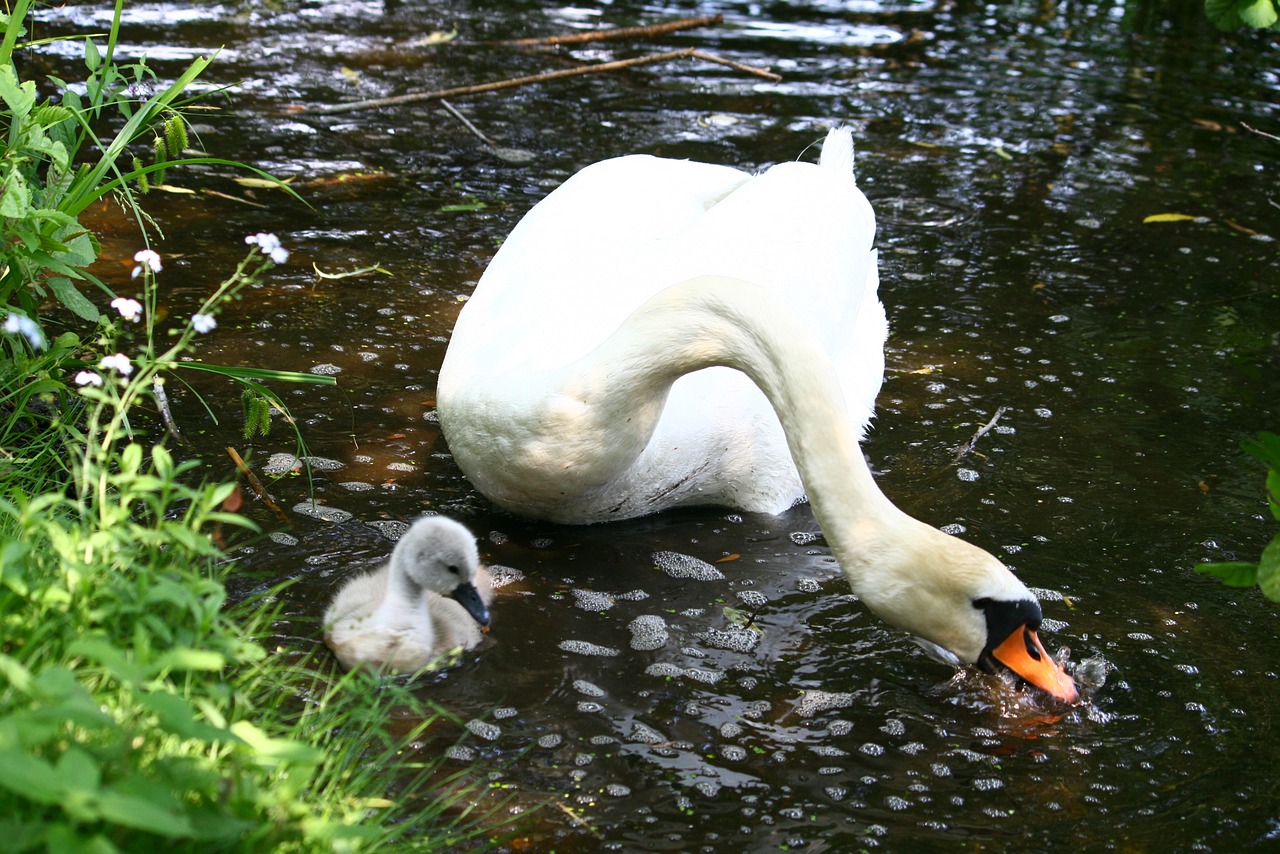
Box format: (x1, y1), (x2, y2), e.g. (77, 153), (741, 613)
(323, 516), (493, 674)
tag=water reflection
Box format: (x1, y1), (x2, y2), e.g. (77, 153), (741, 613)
(29, 0), (1280, 848)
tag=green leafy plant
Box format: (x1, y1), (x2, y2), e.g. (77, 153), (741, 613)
(1, 0), (296, 331)
(1196, 432), (1280, 600)
(1205, 0), (1280, 29)
(0, 242), (500, 850)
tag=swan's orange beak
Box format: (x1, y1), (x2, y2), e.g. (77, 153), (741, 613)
(991, 625), (1079, 703)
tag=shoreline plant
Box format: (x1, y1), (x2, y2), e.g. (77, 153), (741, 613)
(1, 4), (503, 850)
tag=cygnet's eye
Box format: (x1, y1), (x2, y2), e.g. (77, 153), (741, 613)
(447, 565), (460, 575)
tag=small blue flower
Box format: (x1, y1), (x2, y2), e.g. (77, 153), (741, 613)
(192, 313), (217, 334)
(3, 312), (47, 351)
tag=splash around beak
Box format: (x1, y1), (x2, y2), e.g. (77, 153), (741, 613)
(989, 624), (1079, 704)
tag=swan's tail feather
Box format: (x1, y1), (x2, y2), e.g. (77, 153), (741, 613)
(819, 126), (856, 182)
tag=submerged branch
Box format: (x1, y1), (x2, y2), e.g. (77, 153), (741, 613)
(950, 406), (1009, 466)
(306, 48), (780, 115)
(496, 14), (724, 47)
(226, 446), (290, 523)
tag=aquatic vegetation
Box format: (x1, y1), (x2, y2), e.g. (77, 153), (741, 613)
(1196, 431), (1280, 601)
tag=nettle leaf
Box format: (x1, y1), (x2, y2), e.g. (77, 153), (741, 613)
(1194, 560), (1259, 587)
(1206, 0), (1245, 26)
(1, 169), (31, 218)
(47, 277), (99, 322)
(1257, 534), (1280, 602)
(1242, 431), (1280, 469)
(0, 66), (36, 118)
(1239, 0), (1279, 27)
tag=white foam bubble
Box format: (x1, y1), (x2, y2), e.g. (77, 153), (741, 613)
(797, 690), (855, 717)
(628, 615), (669, 651)
(652, 551), (725, 581)
(558, 640), (620, 656)
(572, 588), (615, 611)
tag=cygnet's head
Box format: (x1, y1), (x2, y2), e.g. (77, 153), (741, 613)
(390, 516), (490, 627)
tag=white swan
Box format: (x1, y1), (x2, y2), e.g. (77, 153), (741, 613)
(323, 516), (493, 674)
(437, 128), (1077, 702)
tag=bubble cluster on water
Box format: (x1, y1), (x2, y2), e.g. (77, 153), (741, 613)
(559, 640), (620, 656)
(264, 453), (345, 475)
(789, 531), (821, 546)
(365, 519), (408, 539)
(631, 722), (667, 744)
(628, 615), (669, 650)
(572, 588), (615, 611)
(573, 679), (605, 697)
(643, 662), (724, 684)
(797, 691), (855, 717)
(736, 590), (768, 608)
(466, 719), (500, 740)
(697, 626), (761, 653)
(652, 551), (725, 581)
(487, 564), (524, 587)
(339, 481), (375, 492)
(536, 734), (562, 748)
(268, 532), (298, 546)
(291, 501), (353, 523)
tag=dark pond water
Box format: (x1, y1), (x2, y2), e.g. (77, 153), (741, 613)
(29, 0), (1280, 849)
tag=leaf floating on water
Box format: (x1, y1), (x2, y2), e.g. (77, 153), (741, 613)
(1142, 213), (1197, 223)
(408, 29), (458, 46)
(439, 201), (488, 213)
(233, 176), (296, 190)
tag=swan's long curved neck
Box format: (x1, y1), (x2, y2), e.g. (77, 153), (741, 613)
(560, 275), (913, 586)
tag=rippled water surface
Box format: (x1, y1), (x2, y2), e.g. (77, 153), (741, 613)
(29, 0), (1280, 849)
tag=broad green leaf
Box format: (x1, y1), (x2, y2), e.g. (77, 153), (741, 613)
(1257, 534), (1280, 602)
(47, 277), (99, 322)
(83, 38), (101, 72)
(96, 789), (194, 838)
(0, 748), (63, 804)
(54, 746), (101, 797)
(1266, 468), (1280, 522)
(1241, 431), (1280, 468)
(138, 691), (239, 743)
(1206, 0), (1245, 27)
(230, 720), (323, 767)
(157, 647), (226, 672)
(0, 169), (31, 218)
(1239, 0), (1279, 27)
(1194, 560), (1259, 587)
(0, 66), (35, 117)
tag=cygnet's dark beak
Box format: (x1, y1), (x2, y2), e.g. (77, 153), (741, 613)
(450, 582), (491, 628)
(987, 624), (1079, 703)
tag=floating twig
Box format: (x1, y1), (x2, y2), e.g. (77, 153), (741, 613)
(950, 406), (1009, 466)
(497, 14), (724, 47)
(307, 48), (780, 115)
(226, 446), (290, 523)
(152, 378), (184, 444)
(440, 98), (495, 146)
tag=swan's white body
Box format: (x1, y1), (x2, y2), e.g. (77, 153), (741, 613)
(323, 517), (493, 674)
(437, 129), (1077, 701)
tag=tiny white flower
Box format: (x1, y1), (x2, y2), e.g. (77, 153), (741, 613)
(131, 249), (162, 279)
(111, 297), (143, 322)
(3, 312), (46, 350)
(245, 232), (287, 263)
(74, 370), (103, 387)
(192, 313), (217, 334)
(98, 353), (133, 376)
